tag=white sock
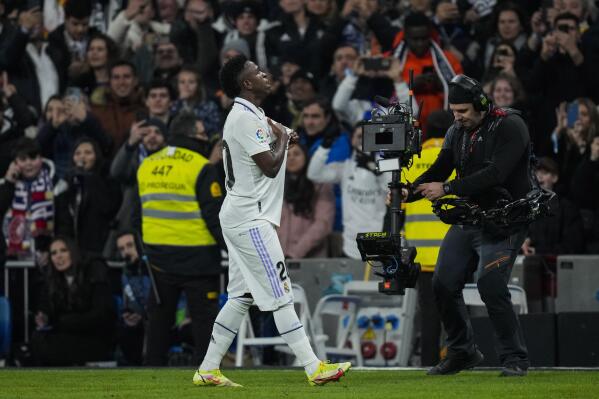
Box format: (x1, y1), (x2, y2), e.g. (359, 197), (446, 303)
(199, 297), (252, 371)
(273, 303), (320, 375)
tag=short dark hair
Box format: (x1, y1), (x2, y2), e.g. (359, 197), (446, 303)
(12, 137), (41, 160)
(146, 80), (175, 100)
(65, 0), (92, 19)
(537, 157), (559, 176)
(110, 60), (137, 78)
(554, 12), (580, 27)
(170, 110), (198, 137)
(404, 12), (432, 29)
(219, 55), (248, 98)
(302, 97), (333, 117)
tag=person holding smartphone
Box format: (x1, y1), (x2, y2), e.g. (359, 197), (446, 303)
(0, 138), (57, 258)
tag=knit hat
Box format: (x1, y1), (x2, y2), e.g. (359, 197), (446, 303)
(220, 39), (251, 60)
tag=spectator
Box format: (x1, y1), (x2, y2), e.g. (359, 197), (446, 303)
(332, 56), (417, 128)
(170, 0), (222, 90)
(1, 138), (57, 259)
(483, 2), (528, 69)
(368, 12), (462, 132)
(278, 144), (334, 258)
(270, 68), (319, 130)
(3, 5), (62, 116)
(0, 71), (37, 176)
(481, 41), (519, 83)
(521, 157), (584, 255)
(115, 231), (151, 365)
(552, 97), (599, 189)
(55, 137), (122, 256)
(151, 37), (183, 85)
(157, 0), (180, 24)
(308, 124), (390, 259)
(170, 66), (223, 138)
(37, 93), (112, 178)
(108, 0), (170, 57)
(71, 33), (120, 98)
(145, 80), (174, 124)
(306, 0), (339, 27)
(569, 135), (599, 252)
(318, 43), (359, 100)
(111, 118), (168, 231)
(91, 60), (146, 155)
(47, 0), (98, 88)
(265, 0), (327, 76)
(223, 0), (273, 71)
(526, 12), (588, 156)
(30, 236), (115, 366)
(488, 72), (527, 112)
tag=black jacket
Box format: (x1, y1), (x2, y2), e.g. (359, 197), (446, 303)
(528, 197), (585, 255)
(132, 136), (225, 276)
(411, 108), (531, 209)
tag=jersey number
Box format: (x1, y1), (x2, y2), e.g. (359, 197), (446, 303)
(276, 261), (287, 282)
(151, 165), (173, 176)
(222, 140), (235, 189)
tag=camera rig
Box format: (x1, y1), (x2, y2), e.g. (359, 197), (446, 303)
(356, 71), (423, 295)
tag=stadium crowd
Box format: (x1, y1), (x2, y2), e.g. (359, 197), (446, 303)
(0, 0), (599, 366)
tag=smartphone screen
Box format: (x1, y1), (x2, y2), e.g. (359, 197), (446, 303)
(567, 102), (579, 128)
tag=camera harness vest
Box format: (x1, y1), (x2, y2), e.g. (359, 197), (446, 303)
(432, 107), (557, 228)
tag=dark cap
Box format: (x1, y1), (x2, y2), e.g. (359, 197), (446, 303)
(141, 118), (168, 136)
(289, 69), (318, 90)
(228, 0), (262, 21)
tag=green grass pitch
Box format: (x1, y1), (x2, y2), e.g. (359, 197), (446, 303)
(1, 369), (598, 399)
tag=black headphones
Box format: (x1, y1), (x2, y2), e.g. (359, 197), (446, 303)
(449, 74), (491, 112)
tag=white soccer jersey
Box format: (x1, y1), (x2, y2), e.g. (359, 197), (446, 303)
(219, 97), (287, 229)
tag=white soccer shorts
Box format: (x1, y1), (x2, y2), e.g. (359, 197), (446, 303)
(223, 219), (294, 311)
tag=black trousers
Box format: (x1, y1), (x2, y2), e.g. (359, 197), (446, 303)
(144, 270), (219, 366)
(417, 271), (442, 366)
(432, 225), (529, 368)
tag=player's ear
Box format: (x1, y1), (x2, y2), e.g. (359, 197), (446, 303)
(241, 78), (252, 91)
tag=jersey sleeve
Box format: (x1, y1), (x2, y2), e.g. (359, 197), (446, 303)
(237, 113), (272, 157)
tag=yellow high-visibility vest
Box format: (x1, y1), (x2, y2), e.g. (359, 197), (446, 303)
(402, 139), (455, 272)
(137, 146), (217, 247)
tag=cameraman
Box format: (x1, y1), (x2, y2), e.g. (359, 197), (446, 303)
(406, 74), (531, 377)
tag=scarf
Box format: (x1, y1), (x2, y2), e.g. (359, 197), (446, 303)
(4, 161), (55, 256)
(392, 34), (456, 108)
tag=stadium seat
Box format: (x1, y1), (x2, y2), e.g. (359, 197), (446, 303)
(235, 284), (315, 367)
(0, 296), (12, 362)
(311, 294), (363, 366)
(463, 283), (528, 314)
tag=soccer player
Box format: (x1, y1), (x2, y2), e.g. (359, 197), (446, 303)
(193, 55), (351, 387)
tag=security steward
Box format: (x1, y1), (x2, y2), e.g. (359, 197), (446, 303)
(402, 110), (454, 367)
(134, 111), (225, 366)
(406, 75), (531, 377)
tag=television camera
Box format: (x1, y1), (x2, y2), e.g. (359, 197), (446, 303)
(356, 71), (423, 295)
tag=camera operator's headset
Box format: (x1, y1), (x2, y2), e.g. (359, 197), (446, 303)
(448, 74), (491, 112)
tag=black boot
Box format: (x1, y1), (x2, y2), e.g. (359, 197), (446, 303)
(499, 364), (527, 377)
(427, 349), (484, 375)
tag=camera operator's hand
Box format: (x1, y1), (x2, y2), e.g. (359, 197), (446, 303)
(415, 182), (445, 201)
